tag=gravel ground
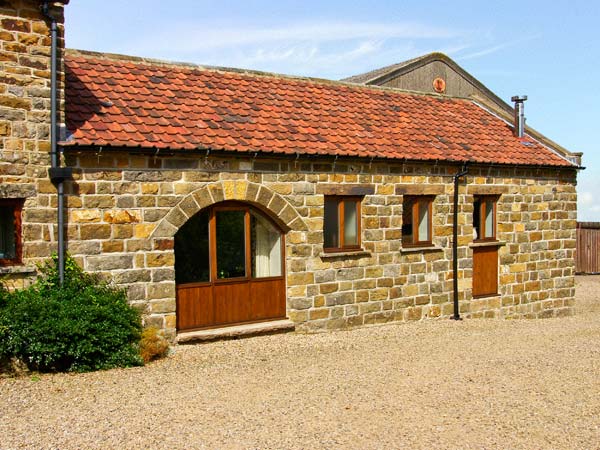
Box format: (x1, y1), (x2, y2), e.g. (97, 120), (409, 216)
(2, 276), (600, 450)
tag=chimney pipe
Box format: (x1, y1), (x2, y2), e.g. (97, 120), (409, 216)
(511, 95), (527, 138)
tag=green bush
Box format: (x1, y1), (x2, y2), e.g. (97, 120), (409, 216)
(0, 256), (143, 372)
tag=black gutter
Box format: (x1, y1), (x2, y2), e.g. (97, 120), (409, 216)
(60, 145), (583, 171)
(41, 1), (72, 285)
(451, 163), (469, 320)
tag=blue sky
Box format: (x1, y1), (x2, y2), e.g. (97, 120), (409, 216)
(65, 1), (599, 220)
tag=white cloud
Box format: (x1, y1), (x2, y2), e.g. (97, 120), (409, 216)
(237, 40), (384, 70)
(125, 21), (460, 55)
(119, 19), (472, 78)
(113, 18), (543, 81)
(456, 34), (542, 61)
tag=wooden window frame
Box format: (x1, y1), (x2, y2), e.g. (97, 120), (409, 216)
(210, 205), (250, 283)
(402, 196), (433, 247)
(0, 199), (23, 266)
(323, 196), (362, 253)
(473, 196), (498, 242)
(182, 202), (285, 286)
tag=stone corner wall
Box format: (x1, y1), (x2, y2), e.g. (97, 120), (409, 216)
(1, 0), (68, 283)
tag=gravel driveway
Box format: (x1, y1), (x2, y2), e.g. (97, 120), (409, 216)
(2, 276), (600, 449)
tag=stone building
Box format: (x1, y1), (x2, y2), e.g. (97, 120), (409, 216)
(1, 1), (582, 341)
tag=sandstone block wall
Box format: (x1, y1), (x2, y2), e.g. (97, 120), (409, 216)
(0, 0), (65, 288)
(54, 152), (577, 339)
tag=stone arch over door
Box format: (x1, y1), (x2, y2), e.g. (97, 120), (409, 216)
(150, 181), (307, 332)
(151, 180), (307, 242)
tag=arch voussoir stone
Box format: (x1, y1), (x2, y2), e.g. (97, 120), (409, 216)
(191, 187), (213, 210)
(178, 195), (200, 219)
(164, 206), (187, 229)
(221, 180), (248, 200)
(151, 180), (307, 239)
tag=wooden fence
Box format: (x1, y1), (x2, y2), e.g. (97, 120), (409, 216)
(576, 222), (600, 274)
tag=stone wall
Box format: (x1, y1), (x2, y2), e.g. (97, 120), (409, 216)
(58, 151), (577, 339)
(0, 0), (65, 287)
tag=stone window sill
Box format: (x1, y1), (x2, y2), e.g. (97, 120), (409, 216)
(400, 245), (444, 253)
(0, 265), (36, 275)
(319, 250), (371, 259)
(469, 240), (506, 248)
(473, 293), (501, 299)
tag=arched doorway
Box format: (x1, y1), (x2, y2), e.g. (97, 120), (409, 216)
(175, 201), (286, 331)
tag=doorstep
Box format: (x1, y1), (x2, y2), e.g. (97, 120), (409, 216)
(176, 319), (295, 344)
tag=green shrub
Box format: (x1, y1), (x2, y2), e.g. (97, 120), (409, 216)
(0, 255), (143, 372)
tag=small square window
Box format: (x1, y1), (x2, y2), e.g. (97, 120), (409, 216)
(323, 196), (361, 252)
(473, 196), (497, 241)
(402, 196), (433, 246)
(0, 199), (23, 266)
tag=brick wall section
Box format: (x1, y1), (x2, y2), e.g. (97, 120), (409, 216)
(0, 0), (66, 287)
(61, 153), (577, 339)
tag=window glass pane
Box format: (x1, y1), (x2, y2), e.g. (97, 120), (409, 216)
(251, 211), (282, 278)
(473, 198), (481, 240)
(484, 201), (494, 238)
(418, 201), (429, 242)
(343, 200), (358, 246)
(0, 206), (16, 259)
(175, 210), (210, 284)
(324, 197), (339, 248)
(402, 197), (415, 244)
(216, 210), (246, 279)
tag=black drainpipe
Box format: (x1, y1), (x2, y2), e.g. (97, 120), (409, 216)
(451, 162), (469, 320)
(41, 1), (72, 285)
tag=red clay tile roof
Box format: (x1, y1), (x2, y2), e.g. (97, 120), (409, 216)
(63, 51), (574, 167)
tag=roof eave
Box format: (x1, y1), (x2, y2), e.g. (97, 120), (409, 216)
(61, 142), (578, 170)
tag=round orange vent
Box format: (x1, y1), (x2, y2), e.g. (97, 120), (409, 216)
(433, 77), (446, 93)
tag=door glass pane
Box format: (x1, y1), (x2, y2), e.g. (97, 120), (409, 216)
(473, 198), (481, 240)
(216, 210), (246, 279)
(175, 210), (210, 284)
(251, 211), (282, 278)
(324, 198), (339, 248)
(484, 201), (494, 238)
(418, 201), (429, 242)
(343, 200), (358, 246)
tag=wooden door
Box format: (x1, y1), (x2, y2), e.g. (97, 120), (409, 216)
(177, 283), (214, 330)
(472, 246), (498, 297)
(175, 203), (286, 332)
(576, 223), (600, 274)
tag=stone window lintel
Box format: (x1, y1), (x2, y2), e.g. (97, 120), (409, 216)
(466, 186), (509, 195)
(0, 184), (36, 199)
(395, 184), (444, 195)
(316, 184), (375, 196)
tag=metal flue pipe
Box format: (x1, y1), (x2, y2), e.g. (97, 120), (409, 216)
(511, 95), (527, 138)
